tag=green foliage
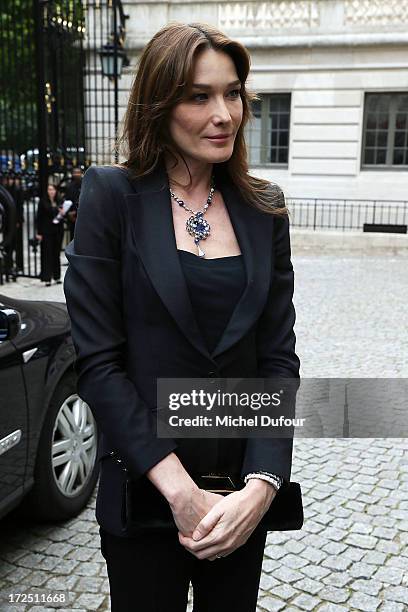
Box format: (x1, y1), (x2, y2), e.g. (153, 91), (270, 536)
(0, 0), (36, 151)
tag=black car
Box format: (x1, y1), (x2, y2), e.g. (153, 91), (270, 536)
(0, 294), (99, 522)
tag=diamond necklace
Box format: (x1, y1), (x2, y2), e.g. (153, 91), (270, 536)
(169, 176), (216, 258)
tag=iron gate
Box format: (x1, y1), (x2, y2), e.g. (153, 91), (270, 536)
(0, 0), (128, 282)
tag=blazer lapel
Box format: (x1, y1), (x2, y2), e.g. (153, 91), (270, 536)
(211, 170), (272, 359)
(124, 160), (212, 361)
(124, 159), (272, 362)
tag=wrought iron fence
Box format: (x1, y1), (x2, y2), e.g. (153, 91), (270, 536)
(288, 198), (408, 232)
(0, 0), (129, 282)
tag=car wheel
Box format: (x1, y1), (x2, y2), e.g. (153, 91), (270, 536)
(23, 370), (99, 521)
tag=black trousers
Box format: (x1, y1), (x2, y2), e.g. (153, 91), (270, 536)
(100, 524), (268, 612)
(41, 230), (63, 282)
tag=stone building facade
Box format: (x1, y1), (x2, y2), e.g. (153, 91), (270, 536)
(90, 0), (408, 202)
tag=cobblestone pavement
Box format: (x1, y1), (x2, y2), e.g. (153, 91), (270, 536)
(0, 251), (407, 611)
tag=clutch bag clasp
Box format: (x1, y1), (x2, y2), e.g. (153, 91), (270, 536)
(199, 473), (237, 493)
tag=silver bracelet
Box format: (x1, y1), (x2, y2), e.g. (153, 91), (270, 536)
(244, 471), (283, 491)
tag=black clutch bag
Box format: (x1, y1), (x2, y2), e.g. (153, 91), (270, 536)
(113, 458), (304, 535)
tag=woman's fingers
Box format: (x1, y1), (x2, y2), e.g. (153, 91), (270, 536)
(179, 489), (262, 558)
(170, 487), (223, 537)
(191, 505), (223, 541)
(180, 517), (236, 557)
(192, 492), (245, 544)
(182, 532), (244, 560)
(180, 532), (229, 560)
(194, 544), (230, 560)
(179, 524), (222, 551)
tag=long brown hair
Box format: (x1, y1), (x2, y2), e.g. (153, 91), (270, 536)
(44, 183), (60, 207)
(115, 21), (288, 216)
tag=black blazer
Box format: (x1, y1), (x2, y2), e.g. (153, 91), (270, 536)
(63, 159), (301, 536)
(36, 197), (64, 236)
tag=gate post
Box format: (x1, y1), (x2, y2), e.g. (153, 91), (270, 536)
(33, 0), (48, 201)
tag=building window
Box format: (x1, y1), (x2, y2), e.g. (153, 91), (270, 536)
(246, 94), (291, 165)
(362, 93), (408, 168)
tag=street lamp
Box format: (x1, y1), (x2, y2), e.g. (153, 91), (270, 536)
(100, 43), (128, 80)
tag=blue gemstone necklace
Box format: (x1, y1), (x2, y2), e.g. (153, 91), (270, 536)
(169, 176), (216, 258)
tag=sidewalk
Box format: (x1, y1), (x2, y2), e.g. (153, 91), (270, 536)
(291, 228), (408, 255)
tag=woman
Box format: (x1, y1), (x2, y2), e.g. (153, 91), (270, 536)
(36, 183), (65, 286)
(64, 21), (300, 612)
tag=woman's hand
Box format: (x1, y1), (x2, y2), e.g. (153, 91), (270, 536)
(169, 486), (224, 537)
(146, 452), (224, 538)
(178, 479), (277, 561)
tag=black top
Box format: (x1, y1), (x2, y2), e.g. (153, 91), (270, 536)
(36, 197), (64, 235)
(178, 249), (246, 354)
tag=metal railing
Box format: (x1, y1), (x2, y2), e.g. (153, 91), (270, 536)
(1, 0), (126, 280)
(288, 198), (408, 231)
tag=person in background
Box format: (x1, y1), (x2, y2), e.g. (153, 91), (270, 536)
(64, 166), (83, 240)
(36, 183), (66, 286)
(3, 174), (25, 274)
